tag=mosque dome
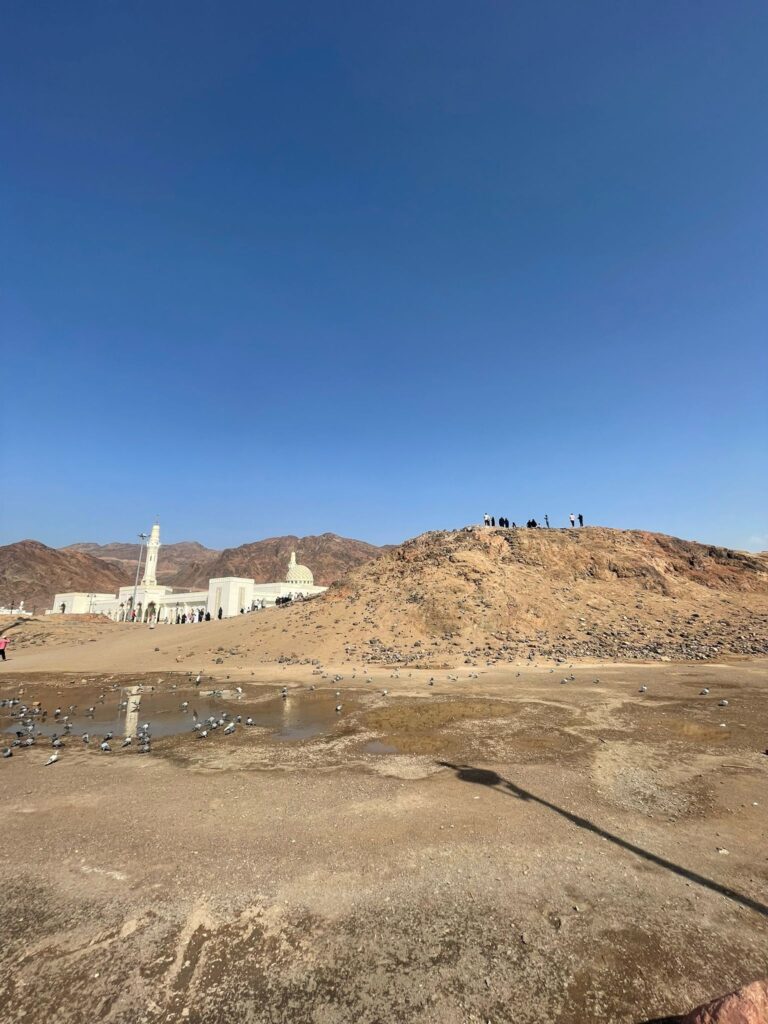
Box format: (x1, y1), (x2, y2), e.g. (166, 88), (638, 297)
(286, 551), (314, 586)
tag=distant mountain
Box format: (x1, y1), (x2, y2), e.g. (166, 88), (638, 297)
(58, 534), (389, 591)
(0, 541), (132, 613)
(1, 534), (389, 612)
(64, 541), (218, 583)
(166, 534), (389, 588)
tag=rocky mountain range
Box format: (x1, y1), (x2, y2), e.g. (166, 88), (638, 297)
(0, 541), (132, 614)
(0, 533), (389, 611)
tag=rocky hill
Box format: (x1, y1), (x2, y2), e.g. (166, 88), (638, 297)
(0, 541), (132, 613)
(237, 526), (768, 665)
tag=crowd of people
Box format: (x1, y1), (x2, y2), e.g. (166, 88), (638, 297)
(483, 512), (585, 529)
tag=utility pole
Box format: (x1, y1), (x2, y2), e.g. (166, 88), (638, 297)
(132, 532), (149, 622)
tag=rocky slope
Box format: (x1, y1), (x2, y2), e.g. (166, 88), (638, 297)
(234, 526), (768, 665)
(0, 541), (132, 613)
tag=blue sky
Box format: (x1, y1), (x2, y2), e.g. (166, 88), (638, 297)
(2, 1), (766, 551)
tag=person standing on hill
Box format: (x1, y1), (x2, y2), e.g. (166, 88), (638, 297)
(483, 513), (491, 527)
(544, 514), (550, 528)
(491, 516), (496, 527)
(569, 513), (576, 528)
(0, 635), (8, 661)
(578, 513), (584, 527)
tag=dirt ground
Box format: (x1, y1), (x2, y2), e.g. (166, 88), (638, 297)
(1, 651), (767, 1024)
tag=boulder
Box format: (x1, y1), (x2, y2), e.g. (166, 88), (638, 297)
(644, 980), (768, 1024)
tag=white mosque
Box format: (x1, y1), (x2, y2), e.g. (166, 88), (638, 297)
(48, 524), (326, 622)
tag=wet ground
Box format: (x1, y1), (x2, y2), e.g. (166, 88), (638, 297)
(1, 679), (354, 745)
(1, 661), (767, 1023)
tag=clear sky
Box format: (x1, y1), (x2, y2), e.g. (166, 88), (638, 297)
(2, 2), (766, 551)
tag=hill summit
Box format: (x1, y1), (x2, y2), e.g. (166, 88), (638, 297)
(242, 526), (768, 665)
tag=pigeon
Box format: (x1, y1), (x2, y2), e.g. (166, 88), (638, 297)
(382, 690), (388, 696)
(104, 732), (114, 741)
(700, 688), (710, 695)
(51, 737), (64, 748)
(100, 741), (111, 752)
(181, 701), (189, 710)
(122, 736), (132, 747)
(335, 704), (343, 713)
(195, 674), (202, 685)
(718, 699), (729, 707)
(224, 721), (235, 735)
(639, 686), (647, 693)
(138, 743), (151, 754)
(235, 686), (243, 695)
(198, 729), (208, 739)
(82, 733), (90, 744)
(44, 752), (59, 766)
(245, 718), (254, 726)
(2, 748), (12, 758)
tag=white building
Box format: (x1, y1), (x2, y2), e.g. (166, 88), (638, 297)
(49, 525), (326, 622)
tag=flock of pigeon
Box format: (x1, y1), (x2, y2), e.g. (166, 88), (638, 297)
(0, 694), (155, 763)
(0, 673), (396, 764)
(2, 667), (736, 764)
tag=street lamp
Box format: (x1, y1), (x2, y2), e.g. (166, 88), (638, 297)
(132, 532), (149, 623)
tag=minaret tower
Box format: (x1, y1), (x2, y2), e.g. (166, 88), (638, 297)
(141, 523), (161, 587)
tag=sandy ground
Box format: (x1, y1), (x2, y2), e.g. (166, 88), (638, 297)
(1, 638), (767, 1024)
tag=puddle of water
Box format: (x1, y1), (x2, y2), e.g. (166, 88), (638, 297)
(362, 740), (399, 755)
(1, 687), (352, 744)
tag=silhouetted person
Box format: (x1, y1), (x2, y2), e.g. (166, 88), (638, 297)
(205, 611), (211, 621)
(544, 514), (550, 528)
(491, 516), (496, 527)
(512, 522), (517, 528)
(569, 513), (576, 528)
(218, 607), (223, 620)
(578, 513), (584, 527)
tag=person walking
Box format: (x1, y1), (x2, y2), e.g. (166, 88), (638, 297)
(0, 635), (8, 662)
(544, 514), (550, 528)
(218, 607), (223, 620)
(569, 513), (576, 528)
(578, 513), (584, 527)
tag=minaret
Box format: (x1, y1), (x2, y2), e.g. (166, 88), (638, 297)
(142, 523), (161, 587)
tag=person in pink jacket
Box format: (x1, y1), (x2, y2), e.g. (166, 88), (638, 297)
(0, 636), (8, 661)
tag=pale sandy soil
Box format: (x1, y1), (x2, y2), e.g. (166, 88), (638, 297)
(1, 630), (767, 1023)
